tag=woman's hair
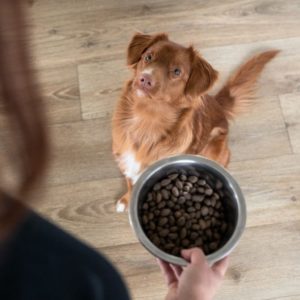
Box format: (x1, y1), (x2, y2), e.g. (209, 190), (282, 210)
(0, 1), (49, 234)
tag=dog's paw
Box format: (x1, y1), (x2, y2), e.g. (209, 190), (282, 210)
(116, 197), (128, 213)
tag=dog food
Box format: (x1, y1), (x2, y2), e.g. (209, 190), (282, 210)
(140, 171), (228, 256)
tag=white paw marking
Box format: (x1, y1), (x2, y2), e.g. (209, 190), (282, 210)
(116, 200), (126, 213)
(120, 151), (141, 184)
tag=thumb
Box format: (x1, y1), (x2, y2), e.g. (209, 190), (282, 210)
(181, 247), (206, 266)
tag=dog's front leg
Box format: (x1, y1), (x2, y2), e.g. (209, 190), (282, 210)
(116, 178), (133, 213)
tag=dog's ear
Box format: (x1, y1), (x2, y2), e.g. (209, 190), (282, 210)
(127, 33), (168, 66)
(185, 48), (218, 97)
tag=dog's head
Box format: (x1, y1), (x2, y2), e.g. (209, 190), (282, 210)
(127, 33), (218, 102)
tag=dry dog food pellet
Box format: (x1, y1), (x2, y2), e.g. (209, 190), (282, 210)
(140, 170), (228, 256)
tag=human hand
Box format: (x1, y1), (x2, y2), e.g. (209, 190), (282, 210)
(157, 248), (229, 300)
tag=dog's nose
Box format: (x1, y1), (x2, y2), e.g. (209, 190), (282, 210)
(139, 74), (153, 90)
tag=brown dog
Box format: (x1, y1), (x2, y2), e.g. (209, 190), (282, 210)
(112, 32), (278, 212)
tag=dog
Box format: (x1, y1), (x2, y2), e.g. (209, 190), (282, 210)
(112, 32), (278, 212)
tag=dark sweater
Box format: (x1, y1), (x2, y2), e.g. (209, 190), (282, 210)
(0, 210), (130, 300)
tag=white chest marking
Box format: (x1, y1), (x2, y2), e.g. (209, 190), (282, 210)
(120, 152), (141, 184)
(136, 89), (145, 97)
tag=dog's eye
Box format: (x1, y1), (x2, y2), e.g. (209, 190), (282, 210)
(144, 54), (152, 62)
(174, 68), (181, 76)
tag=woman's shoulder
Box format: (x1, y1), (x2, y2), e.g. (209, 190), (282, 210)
(0, 210), (130, 300)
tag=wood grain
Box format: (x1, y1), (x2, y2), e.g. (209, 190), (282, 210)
(279, 93), (300, 153)
(38, 65), (82, 124)
(229, 154), (300, 228)
(203, 37), (300, 97)
(28, 0), (300, 68)
(229, 95), (291, 162)
(33, 177), (135, 249)
(78, 60), (130, 120)
(46, 118), (120, 186)
(0, 66), (81, 127)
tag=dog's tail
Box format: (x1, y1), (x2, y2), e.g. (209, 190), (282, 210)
(215, 50), (280, 119)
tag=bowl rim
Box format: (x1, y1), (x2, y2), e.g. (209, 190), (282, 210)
(129, 154), (247, 266)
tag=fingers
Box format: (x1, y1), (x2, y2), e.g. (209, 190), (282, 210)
(181, 247), (206, 266)
(181, 248), (229, 278)
(170, 264), (183, 280)
(212, 256), (229, 278)
(157, 258), (178, 286)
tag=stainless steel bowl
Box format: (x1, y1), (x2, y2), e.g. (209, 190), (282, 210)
(129, 154), (246, 266)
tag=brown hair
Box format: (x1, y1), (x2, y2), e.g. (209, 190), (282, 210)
(0, 1), (49, 236)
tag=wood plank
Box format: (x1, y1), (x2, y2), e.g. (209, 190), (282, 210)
(265, 296), (300, 300)
(0, 65), (81, 126)
(229, 95), (291, 162)
(78, 60), (130, 120)
(34, 177), (135, 249)
(45, 118), (120, 186)
(0, 66), (81, 128)
(279, 93), (300, 153)
(97, 221), (300, 300)
(229, 154), (300, 228)
(202, 37), (300, 97)
(28, 0), (166, 18)
(28, 0), (300, 68)
(29, 0), (300, 25)
(38, 65), (82, 124)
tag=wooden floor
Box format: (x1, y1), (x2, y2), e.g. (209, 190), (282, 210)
(17, 0), (300, 299)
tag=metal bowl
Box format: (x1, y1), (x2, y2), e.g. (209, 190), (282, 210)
(129, 154), (246, 266)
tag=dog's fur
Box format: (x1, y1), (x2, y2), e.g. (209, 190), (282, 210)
(112, 32), (278, 212)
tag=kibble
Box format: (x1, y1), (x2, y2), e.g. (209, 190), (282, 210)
(180, 174), (187, 181)
(159, 229), (169, 237)
(180, 228), (187, 239)
(177, 216), (186, 226)
(172, 186), (180, 197)
(140, 170), (228, 256)
(192, 195), (204, 202)
(162, 189), (170, 200)
(169, 215), (176, 225)
(188, 176), (198, 183)
(201, 206), (209, 216)
(168, 173), (179, 180)
(205, 188), (213, 196)
(153, 183), (161, 191)
(158, 217), (168, 226)
(161, 178), (171, 186)
(166, 184), (173, 190)
(176, 180), (183, 190)
(157, 201), (166, 209)
(161, 208), (171, 217)
(182, 239), (190, 247)
(167, 201), (174, 208)
(156, 192), (162, 203)
(174, 211), (182, 218)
